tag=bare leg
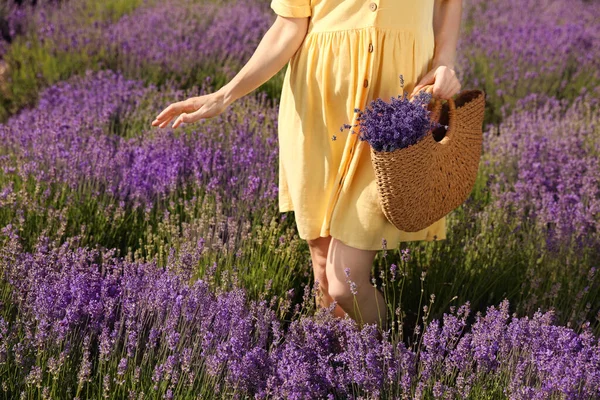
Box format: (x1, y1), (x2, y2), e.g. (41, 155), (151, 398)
(306, 235), (347, 318)
(325, 237), (388, 331)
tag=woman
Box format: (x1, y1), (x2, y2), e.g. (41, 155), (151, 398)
(151, 0), (462, 334)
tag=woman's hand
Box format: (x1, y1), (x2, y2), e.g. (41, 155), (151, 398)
(410, 64), (461, 100)
(151, 13), (310, 130)
(151, 91), (229, 129)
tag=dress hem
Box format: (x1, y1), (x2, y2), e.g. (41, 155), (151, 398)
(295, 228), (447, 251)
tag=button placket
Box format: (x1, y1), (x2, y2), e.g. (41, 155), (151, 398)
(343, 31), (374, 175)
(323, 29), (376, 233)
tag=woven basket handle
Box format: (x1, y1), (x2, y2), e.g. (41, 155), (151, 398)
(410, 84), (456, 140)
(409, 84), (456, 113)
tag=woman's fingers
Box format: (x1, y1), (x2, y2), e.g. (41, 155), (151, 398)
(414, 65), (460, 99)
(172, 104), (207, 129)
(409, 65), (462, 101)
(433, 75), (460, 99)
(443, 78), (461, 99)
(152, 109), (176, 128)
(152, 100), (192, 128)
(159, 118), (174, 129)
(152, 97), (205, 128)
(411, 73), (435, 98)
(153, 104), (177, 123)
(153, 111), (175, 128)
(151, 95), (227, 129)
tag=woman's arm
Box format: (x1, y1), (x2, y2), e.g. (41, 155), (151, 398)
(219, 15), (309, 106)
(410, 0), (463, 99)
(431, 0), (463, 69)
(152, 15), (309, 129)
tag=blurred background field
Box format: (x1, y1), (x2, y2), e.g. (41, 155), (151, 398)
(0, 0), (599, 398)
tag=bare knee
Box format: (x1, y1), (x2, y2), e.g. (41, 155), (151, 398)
(327, 280), (359, 308)
(325, 237), (377, 307)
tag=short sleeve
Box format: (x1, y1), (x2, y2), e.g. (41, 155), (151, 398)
(270, 0), (311, 18)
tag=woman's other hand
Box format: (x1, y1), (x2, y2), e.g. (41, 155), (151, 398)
(410, 64), (461, 100)
(151, 90), (229, 129)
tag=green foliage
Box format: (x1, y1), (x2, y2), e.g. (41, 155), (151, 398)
(0, 33), (105, 122)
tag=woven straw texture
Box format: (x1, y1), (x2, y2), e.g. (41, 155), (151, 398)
(370, 84), (486, 232)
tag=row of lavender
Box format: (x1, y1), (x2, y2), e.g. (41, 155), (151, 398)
(0, 0), (275, 121)
(0, 0), (599, 398)
(1, 0), (599, 124)
(2, 227), (599, 399)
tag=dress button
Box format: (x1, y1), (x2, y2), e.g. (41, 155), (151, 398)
(368, 43), (374, 53)
(369, 2), (377, 11)
(364, 79), (369, 88)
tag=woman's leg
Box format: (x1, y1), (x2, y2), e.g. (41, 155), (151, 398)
(325, 237), (388, 331)
(306, 235), (347, 318)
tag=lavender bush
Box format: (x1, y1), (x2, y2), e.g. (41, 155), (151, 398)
(483, 92), (600, 254)
(1, 227), (599, 399)
(0, 0), (152, 120)
(0, 70), (281, 256)
(456, 0), (600, 124)
(103, 0), (273, 86)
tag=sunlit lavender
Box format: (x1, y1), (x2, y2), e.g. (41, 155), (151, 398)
(0, 0), (275, 121)
(105, 0), (272, 79)
(483, 93), (600, 253)
(0, 69), (279, 212)
(456, 0), (600, 123)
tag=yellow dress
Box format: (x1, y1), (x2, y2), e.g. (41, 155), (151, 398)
(271, 0), (447, 251)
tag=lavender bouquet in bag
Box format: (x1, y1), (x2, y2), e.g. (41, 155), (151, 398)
(342, 75), (445, 152)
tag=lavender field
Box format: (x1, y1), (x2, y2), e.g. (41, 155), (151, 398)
(0, 0), (599, 398)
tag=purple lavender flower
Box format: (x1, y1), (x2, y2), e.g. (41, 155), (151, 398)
(389, 263), (398, 282)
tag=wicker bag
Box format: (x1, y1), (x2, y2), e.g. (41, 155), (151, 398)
(369, 84), (486, 232)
